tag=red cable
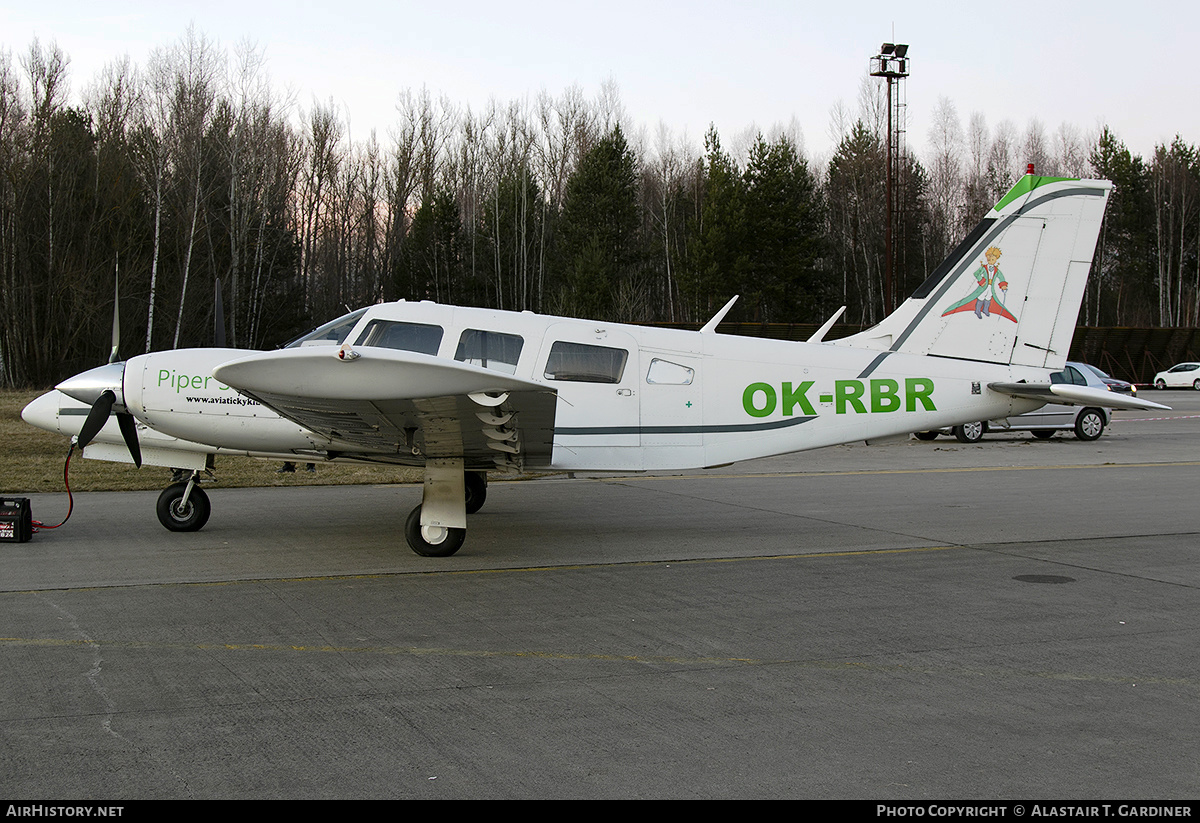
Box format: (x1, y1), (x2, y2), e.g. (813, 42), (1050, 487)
(32, 445), (75, 531)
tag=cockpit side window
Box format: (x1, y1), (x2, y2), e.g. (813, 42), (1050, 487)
(455, 329), (524, 374)
(544, 341), (629, 383)
(283, 308), (368, 348)
(354, 320), (443, 355)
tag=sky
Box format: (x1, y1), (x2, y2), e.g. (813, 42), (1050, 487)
(1, 0), (1194, 165)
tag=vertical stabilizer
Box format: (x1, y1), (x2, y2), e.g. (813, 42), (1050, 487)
(834, 176), (1111, 370)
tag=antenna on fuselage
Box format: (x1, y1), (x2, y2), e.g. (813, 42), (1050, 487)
(807, 306), (847, 343)
(700, 295), (739, 334)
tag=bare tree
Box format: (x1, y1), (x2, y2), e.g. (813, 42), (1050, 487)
(167, 27), (221, 348)
(926, 96), (963, 259)
(986, 119), (1018, 201)
(962, 111), (992, 222)
(0, 48), (30, 384)
(1021, 118), (1052, 175)
(132, 46), (173, 351)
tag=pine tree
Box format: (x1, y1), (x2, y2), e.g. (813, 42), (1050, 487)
(1089, 128), (1155, 324)
(741, 133), (826, 322)
(688, 126), (747, 320)
(555, 125), (643, 320)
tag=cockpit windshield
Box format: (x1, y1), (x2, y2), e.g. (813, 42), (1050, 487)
(283, 308), (369, 348)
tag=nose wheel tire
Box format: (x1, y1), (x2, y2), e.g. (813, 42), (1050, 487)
(156, 482), (211, 532)
(405, 505), (465, 557)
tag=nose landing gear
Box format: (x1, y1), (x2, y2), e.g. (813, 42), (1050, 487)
(156, 473), (211, 532)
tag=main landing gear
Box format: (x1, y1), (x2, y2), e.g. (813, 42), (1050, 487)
(404, 462), (489, 558)
(156, 472), (211, 532)
(149, 462), (487, 556)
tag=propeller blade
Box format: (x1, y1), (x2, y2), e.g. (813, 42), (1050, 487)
(115, 411), (142, 468)
(108, 265), (121, 364)
(214, 278), (226, 348)
(78, 390), (116, 449)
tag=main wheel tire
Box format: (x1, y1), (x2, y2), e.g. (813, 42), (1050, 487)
(1155, 378), (1166, 389)
(156, 482), (211, 532)
(1074, 408), (1105, 441)
(1031, 430), (1056, 440)
(464, 471), (488, 514)
(914, 431), (939, 441)
(405, 505), (465, 557)
(954, 422), (985, 443)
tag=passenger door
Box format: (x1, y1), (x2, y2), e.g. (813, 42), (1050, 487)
(537, 324), (641, 469)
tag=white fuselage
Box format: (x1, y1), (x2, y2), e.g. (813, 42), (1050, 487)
(29, 301), (1049, 473)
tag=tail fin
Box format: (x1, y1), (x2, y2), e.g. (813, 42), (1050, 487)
(835, 175), (1112, 370)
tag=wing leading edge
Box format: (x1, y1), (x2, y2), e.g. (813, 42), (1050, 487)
(213, 347), (558, 471)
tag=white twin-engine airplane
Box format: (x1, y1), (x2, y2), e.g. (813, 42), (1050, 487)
(23, 175), (1169, 556)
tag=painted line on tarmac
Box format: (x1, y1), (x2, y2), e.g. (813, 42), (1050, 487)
(1116, 413), (1200, 422)
(3, 626), (1195, 689)
(593, 460), (1200, 483)
(0, 545), (962, 594)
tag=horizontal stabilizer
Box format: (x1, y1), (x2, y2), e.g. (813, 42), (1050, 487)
(988, 382), (1170, 412)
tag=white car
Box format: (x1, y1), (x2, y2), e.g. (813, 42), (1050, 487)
(916, 362), (1112, 443)
(1153, 362), (1200, 390)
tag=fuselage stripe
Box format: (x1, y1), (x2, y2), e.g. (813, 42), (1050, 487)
(556, 417), (817, 436)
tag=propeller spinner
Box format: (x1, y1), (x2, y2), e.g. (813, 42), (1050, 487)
(57, 362), (142, 468)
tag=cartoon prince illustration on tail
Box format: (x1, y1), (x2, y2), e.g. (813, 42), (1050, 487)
(941, 246), (1017, 322)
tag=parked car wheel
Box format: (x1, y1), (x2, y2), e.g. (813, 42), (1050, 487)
(1155, 378), (1166, 389)
(1031, 430), (1055, 440)
(914, 431), (939, 441)
(954, 421), (985, 443)
(1073, 408), (1105, 441)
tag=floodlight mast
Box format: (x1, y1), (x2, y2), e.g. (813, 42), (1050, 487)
(870, 42), (909, 315)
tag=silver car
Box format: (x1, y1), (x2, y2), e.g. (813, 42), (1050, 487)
(916, 362), (1112, 443)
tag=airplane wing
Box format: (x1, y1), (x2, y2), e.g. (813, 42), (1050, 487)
(988, 382), (1170, 412)
(212, 347), (558, 471)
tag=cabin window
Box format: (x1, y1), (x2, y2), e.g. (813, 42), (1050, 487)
(284, 307), (368, 348)
(646, 358), (694, 385)
(354, 320), (443, 355)
(455, 329), (523, 374)
(543, 341), (629, 383)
